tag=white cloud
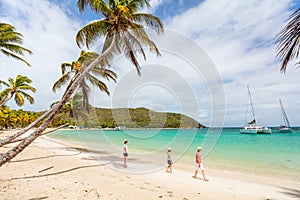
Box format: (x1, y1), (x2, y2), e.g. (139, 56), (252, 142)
(0, 0), (81, 111)
(1, 0), (299, 127)
(166, 0), (299, 126)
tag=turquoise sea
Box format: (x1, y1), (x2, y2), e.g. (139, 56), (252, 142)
(49, 128), (300, 179)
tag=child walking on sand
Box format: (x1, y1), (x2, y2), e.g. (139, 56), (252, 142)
(193, 147), (208, 181)
(166, 147), (173, 173)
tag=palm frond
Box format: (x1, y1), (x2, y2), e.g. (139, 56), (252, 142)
(276, 8), (300, 73)
(0, 43), (32, 55)
(127, 0), (151, 12)
(130, 25), (161, 56)
(77, 0), (112, 16)
(124, 31), (146, 60)
(0, 49), (31, 66)
(86, 74), (110, 95)
(0, 80), (10, 87)
(52, 72), (72, 92)
(76, 20), (111, 48)
(61, 63), (72, 74)
(18, 85), (36, 92)
(120, 32), (142, 75)
(91, 67), (118, 82)
(14, 93), (25, 106)
(0, 23), (32, 66)
(132, 13), (164, 34)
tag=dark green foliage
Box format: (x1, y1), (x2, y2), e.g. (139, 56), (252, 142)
(91, 107), (204, 128)
(0, 106), (205, 129)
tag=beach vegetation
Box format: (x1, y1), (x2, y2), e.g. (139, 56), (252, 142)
(53, 50), (117, 111)
(0, 0), (164, 166)
(76, 0), (163, 75)
(0, 106), (39, 129)
(0, 105), (203, 130)
(50, 93), (89, 127)
(0, 75), (36, 107)
(0, 23), (32, 66)
(276, 8), (300, 72)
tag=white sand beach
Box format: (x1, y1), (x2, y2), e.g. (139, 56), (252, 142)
(0, 130), (299, 200)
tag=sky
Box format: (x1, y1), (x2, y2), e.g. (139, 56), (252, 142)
(0, 0), (300, 127)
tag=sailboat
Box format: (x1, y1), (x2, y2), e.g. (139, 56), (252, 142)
(277, 99), (293, 133)
(240, 86), (271, 134)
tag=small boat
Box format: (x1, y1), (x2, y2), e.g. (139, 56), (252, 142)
(240, 86), (271, 134)
(277, 99), (293, 133)
(114, 126), (125, 131)
(240, 125), (272, 134)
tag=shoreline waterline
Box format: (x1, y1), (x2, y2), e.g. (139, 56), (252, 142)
(48, 128), (300, 181)
(1, 129), (300, 200)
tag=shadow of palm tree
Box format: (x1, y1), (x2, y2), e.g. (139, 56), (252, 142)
(10, 152), (82, 163)
(8, 162), (111, 181)
(280, 187), (300, 198)
(64, 146), (109, 154)
(28, 196), (49, 200)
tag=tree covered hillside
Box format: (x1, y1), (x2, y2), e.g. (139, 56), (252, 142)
(94, 107), (205, 128)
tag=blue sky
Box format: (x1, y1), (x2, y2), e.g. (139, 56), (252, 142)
(1, 0), (300, 127)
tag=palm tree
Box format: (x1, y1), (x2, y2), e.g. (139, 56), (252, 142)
(0, 0), (163, 166)
(76, 0), (163, 75)
(276, 8), (300, 73)
(0, 23), (32, 66)
(0, 75), (36, 106)
(0, 106), (12, 129)
(53, 50), (117, 111)
(51, 93), (89, 127)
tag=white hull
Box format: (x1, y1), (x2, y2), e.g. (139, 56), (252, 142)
(240, 126), (271, 134)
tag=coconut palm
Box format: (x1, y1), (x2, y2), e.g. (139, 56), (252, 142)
(0, 0), (163, 166)
(0, 23), (32, 66)
(0, 106), (12, 129)
(76, 0), (163, 75)
(276, 8), (300, 73)
(51, 93), (89, 127)
(0, 75), (36, 106)
(53, 50), (117, 111)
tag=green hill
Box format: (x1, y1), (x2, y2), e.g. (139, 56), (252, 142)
(66, 107), (205, 129)
(0, 106), (206, 129)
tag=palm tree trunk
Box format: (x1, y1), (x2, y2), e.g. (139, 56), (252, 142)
(0, 94), (13, 107)
(0, 34), (116, 167)
(0, 109), (53, 147)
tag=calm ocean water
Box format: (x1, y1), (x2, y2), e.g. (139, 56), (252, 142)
(49, 128), (300, 179)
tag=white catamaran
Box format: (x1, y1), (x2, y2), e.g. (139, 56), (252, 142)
(240, 86), (271, 134)
(277, 99), (293, 133)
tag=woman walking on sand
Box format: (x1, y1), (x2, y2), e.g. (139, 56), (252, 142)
(193, 147), (208, 181)
(123, 139), (128, 168)
(166, 147), (173, 173)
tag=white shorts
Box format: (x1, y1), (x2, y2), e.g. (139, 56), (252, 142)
(195, 163), (205, 171)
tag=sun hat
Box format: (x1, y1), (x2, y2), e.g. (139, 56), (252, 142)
(197, 146), (202, 150)
(167, 147), (172, 151)
(124, 139), (128, 142)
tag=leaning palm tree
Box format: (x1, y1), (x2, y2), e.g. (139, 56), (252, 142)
(0, 75), (36, 106)
(0, 0), (163, 166)
(51, 93), (89, 127)
(0, 23), (32, 66)
(276, 8), (300, 73)
(53, 50), (117, 111)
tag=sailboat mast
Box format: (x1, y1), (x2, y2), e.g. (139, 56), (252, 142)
(279, 99), (291, 127)
(247, 85), (256, 124)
